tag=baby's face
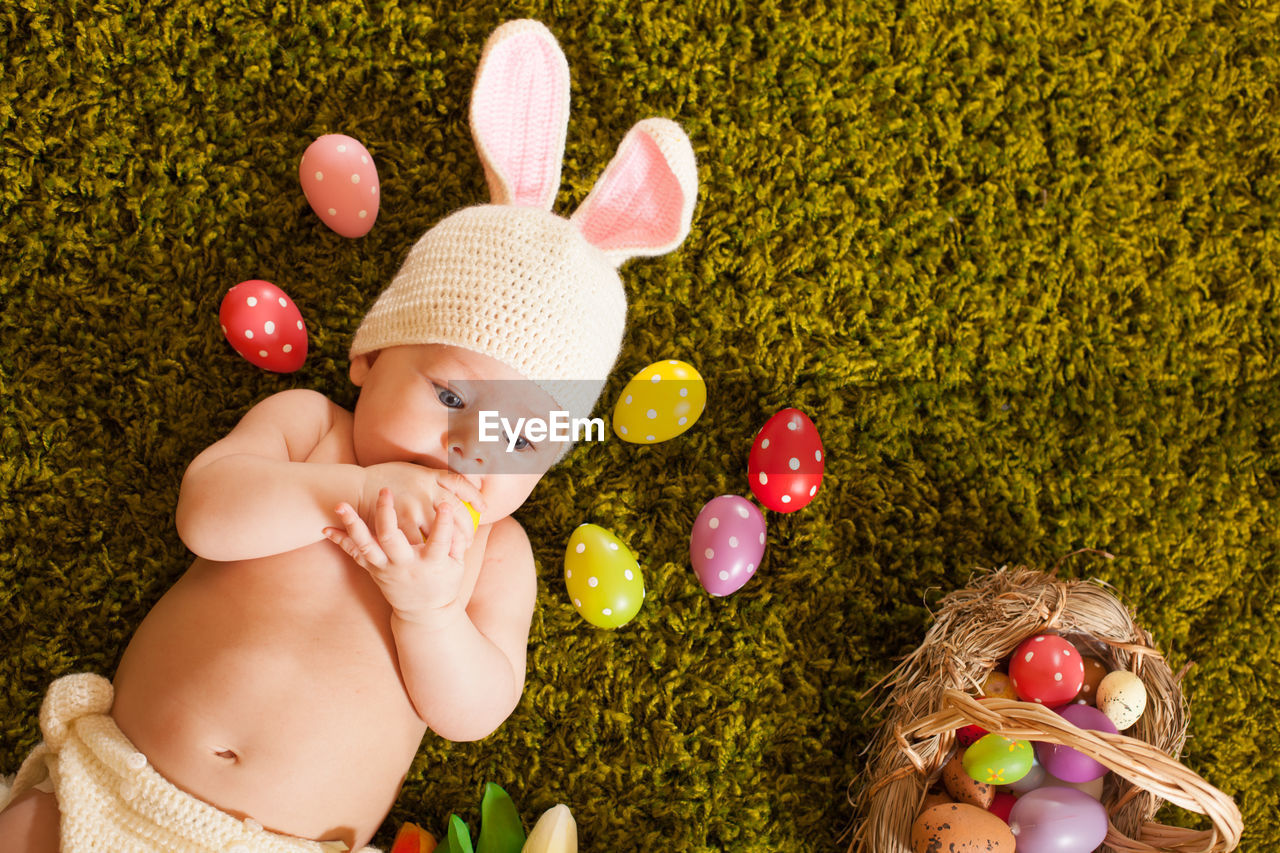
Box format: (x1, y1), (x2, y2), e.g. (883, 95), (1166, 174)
(349, 344), (565, 523)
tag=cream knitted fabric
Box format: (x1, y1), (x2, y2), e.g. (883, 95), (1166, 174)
(349, 20), (698, 423)
(349, 205), (624, 423)
(4, 674), (378, 853)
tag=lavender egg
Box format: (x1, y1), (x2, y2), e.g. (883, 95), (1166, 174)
(1036, 703), (1118, 783)
(690, 495), (766, 596)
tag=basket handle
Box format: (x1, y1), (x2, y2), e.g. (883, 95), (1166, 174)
(902, 691), (1243, 852)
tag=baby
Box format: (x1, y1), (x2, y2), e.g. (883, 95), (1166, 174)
(0, 20), (696, 853)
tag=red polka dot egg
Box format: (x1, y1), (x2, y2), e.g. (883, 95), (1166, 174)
(219, 280), (308, 373)
(747, 408), (824, 512)
(299, 133), (379, 238)
(1008, 633), (1085, 705)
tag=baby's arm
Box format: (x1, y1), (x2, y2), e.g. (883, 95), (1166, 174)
(392, 517), (537, 740)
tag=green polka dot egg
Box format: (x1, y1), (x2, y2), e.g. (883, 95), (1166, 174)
(612, 359), (706, 443)
(962, 733), (1034, 786)
(564, 524), (645, 629)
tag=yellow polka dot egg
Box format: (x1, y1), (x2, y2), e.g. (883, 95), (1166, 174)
(564, 524), (645, 629)
(612, 360), (706, 444)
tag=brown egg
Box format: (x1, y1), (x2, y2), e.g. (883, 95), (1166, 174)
(920, 789), (952, 811)
(1074, 656), (1110, 705)
(911, 802), (1016, 853)
(942, 750), (994, 808)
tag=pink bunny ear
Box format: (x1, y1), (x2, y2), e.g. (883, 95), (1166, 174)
(470, 20), (570, 209)
(571, 118), (698, 266)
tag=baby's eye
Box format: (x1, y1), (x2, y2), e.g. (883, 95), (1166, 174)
(436, 386), (464, 409)
(504, 429), (535, 452)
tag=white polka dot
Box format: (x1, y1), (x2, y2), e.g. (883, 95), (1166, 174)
(372, 184), (378, 194)
(575, 543), (585, 553)
(277, 297), (287, 307)
(679, 387), (689, 397)
(625, 395), (633, 404)
(1025, 652), (1034, 662)
(608, 542), (619, 550)
(220, 324), (227, 335)
(588, 576), (599, 587)
(336, 144), (347, 153)
(650, 375), (661, 383)
(709, 517), (719, 529)
(282, 343), (292, 354)
(258, 349), (268, 357)
(296, 320), (303, 330)
(314, 171), (323, 181)
(1034, 698), (1043, 704)
(781, 495), (791, 504)
(350, 173), (361, 184)
(602, 608), (612, 616)
(788, 419), (799, 430)
(762, 438), (770, 450)
(566, 569), (572, 578)
(328, 208), (337, 216)
(737, 505), (749, 518)
(678, 417), (687, 425)
(620, 425), (629, 435)
(728, 536), (739, 547)
(1054, 672), (1063, 681)
(574, 598), (582, 607)
(361, 155), (367, 163)
(244, 329), (254, 339)
(758, 472), (768, 485)
(358, 210), (368, 218)
(1063, 648), (1072, 656)
(624, 569), (633, 581)
(704, 548), (714, 559)
(246, 296), (258, 307)
(809, 485), (818, 496)
(815, 450), (823, 462)
(646, 409), (657, 419)
(719, 571), (729, 581)
(263, 320), (275, 334)
(1035, 636), (1047, 642)
(759, 533), (765, 544)
(747, 563), (755, 572)
(789, 457), (800, 470)
(645, 434), (655, 441)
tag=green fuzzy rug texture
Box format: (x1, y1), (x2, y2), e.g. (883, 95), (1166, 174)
(2, 1), (1278, 850)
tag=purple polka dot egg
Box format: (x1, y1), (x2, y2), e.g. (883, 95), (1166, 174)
(690, 495), (766, 597)
(299, 133), (379, 238)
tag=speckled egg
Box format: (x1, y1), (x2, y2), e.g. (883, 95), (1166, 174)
(910, 803), (1015, 853)
(564, 524), (644, 629)
(1097, 669), (1148, 730)
(942, 750), (994, 808)
(612, 359), (706, 443)
(299, 134), (380, 237)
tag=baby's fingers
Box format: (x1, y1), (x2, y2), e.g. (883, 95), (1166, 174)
(327, 505), (386, 569)
(374, 488), (416, 564)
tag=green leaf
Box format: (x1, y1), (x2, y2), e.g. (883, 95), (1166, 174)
(435, 814), (474, 853)
(477, 782), (526, 853)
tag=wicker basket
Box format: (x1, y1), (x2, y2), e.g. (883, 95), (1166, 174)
(848, 565), (1243, 853)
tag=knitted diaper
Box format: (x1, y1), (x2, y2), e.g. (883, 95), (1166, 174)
(350, 19), (699, 422)
(3, 674), (378, 853)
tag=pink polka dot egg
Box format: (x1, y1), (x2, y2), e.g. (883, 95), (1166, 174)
(219, 280), (307, 373)
(299, 133), (379, 238)
(690, 495), (766, 597)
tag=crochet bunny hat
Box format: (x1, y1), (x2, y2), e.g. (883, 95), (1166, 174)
(350, 20), (699, 423)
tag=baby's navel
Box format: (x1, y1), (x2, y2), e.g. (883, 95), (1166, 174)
(213, 747), (239, 761)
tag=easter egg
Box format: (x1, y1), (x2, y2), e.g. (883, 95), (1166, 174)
(564, 524), (644, 629)
(1007, 754), (1047, 794)
(1096, 669), (1148, 730)
(1008, 634), (1085, 705)
(981, 671), (1018, 700)
(747, 408), (824, 512)
(955, 696), (995, 747)
(963, 733), (1034, 786)
(941, 750), (994, 808)
(219, 280), (308, 372)
(988, 792), (1017, 823)
(1007, 788), (1108, 853)
(910, 803), (1015, 853)
(1074, 655), (1110, 705)
(299, 133), (380, 238)
(612, 359), (706, 443)
(689, 495), (766, 596)
(1041, 771), (1106, 801)
(1036, 703), (1117, 783)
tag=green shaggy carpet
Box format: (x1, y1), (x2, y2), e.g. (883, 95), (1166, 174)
(2, 1), (1278, 850)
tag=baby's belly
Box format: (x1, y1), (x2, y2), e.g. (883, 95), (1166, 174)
(111, 542), (429, 848)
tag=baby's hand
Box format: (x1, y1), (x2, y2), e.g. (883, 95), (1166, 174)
(323, 489), (470, 623)
(358, 461), (484, 544)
